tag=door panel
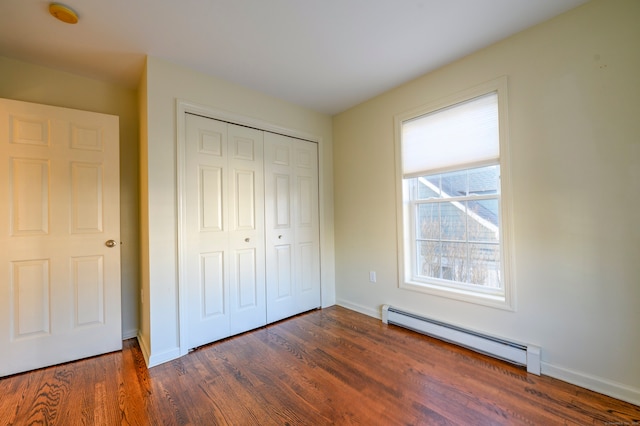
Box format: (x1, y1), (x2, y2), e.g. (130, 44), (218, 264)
(199, 166), (224, 232)
(71, 123), (104, 151)
(10, 114), (49, 146)
(236, 248), (257, 308)
(185, 114), (230, 348)
(201, 251), (225, 318)
(275, 245), (293, 298)
(299, 242), (314, 292)
(228, 124), (265, 335)
(11, 158), (49, 235)
(12, 259), (50, 337)
(265, 136), (295, 321)
(275, 174), (291, 227)
(264, 133), (320, 323)
(293, 141), (321, 311)
(297, 176), (313, 226)
(71, 162), (103, 233)
(0, 98), (121, 377)
(72, 255), (104, 326)
(234, 169), (256, 230)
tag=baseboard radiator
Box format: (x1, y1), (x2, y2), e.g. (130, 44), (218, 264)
(382, 305), (541, 375)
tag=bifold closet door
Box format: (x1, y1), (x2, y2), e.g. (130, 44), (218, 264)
(227, 123), (265, 335)
(264, 132), (321, 323)
(184, 114), (265, 349)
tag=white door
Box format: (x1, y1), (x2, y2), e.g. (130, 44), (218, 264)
(227, 124), (266, 335)
(0, 98), (121, 377)
(184, 114), (265, 349)
(264, 132), (320, 323)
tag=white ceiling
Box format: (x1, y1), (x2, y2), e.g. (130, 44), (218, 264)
(1, 0), (588, 115)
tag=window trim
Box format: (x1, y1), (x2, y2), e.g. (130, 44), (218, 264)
(394, 76), (516, 310)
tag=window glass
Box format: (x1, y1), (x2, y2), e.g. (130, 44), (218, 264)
(410, 165), (500, 289)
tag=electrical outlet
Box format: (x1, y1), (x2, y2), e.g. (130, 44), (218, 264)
(369, 271), (377, 283)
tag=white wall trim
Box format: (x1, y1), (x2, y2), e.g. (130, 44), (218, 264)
(175, 100), (190, 358)
(138, 328), (181, 368)
(137, 333), (151, 367)
(147, 347), (182, 369)
(336, 299), (380, 319)
(542, 362), (640, 406)
(122, 328), (138, 340)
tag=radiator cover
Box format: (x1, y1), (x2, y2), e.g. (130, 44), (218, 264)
(382, 305), (541, 375)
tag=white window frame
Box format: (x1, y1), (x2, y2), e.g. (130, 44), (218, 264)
(394, 77), (516, 310)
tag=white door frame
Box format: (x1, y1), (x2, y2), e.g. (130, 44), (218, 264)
(175, 99), (324, 357)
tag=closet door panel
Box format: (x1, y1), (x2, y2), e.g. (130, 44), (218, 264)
(200, 251), (225, 318)
(185, 115), (230, 348)
(199, 166), (223, 232)
(235, 248), (258, 307)
(293, 140), (321, 312)
(228, 124), (265, 335)
(275, 245), (293, 298)
(265, 133), (320, 323)
(234, 169), (256, 230)
(264, 134), (296, 322)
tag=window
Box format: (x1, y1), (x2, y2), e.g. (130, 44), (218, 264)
(395, 77), (514, 309)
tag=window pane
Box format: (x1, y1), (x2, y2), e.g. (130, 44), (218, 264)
(417, 176), (440, 199)
(418, 241), (441, 278)
(468, 243), (501, 287)
(417, 204), (439, 239)
(440, 202), (466, 241)
(468, 165), (500, 196)
(467, 198), (500, 242)
(414, 165), (499, 200)
(441, 242), (468, 282)
(441, 169), (468, 197)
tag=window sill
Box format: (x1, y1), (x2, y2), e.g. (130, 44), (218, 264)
(400, 279), (515, 311)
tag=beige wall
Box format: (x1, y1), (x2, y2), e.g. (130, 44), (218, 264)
(333, 0), (639, 404)
(0, 56), (141, 339)
(140, 56), (335, 366)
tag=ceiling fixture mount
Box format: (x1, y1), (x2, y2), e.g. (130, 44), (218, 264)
(49, 3), (79, 24)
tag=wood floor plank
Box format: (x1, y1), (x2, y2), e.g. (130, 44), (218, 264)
(116, 340), (153, 425)
(1, 306), (638, 425)
(251, 329), (366, 423)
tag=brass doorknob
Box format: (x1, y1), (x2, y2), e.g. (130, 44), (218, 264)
(105, 239), (117, 248)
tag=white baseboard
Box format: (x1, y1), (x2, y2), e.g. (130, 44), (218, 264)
(135, 333), (182, 368)
(147, 347), (181, 368)
(136, 333), (151, 367)
(336, 299), (380, 319)
(542, 362), (640, 406)
(122, 328), (138, 340)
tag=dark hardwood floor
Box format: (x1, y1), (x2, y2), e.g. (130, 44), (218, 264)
(1, 306), (638, 425)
